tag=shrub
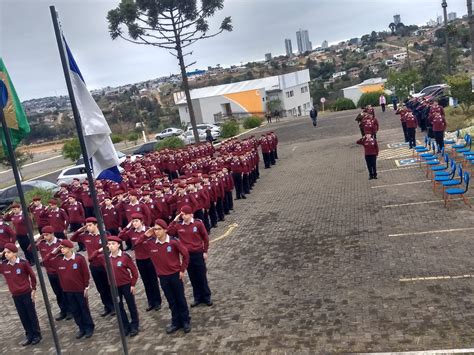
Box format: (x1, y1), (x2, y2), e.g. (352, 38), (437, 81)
(24, 188), (55, 207)
(127, 132), (139, 143)
(357, 92), (389, 108)
(156, 136), (185, 151)
(332, 98), (356, 111)
(220, 119), (240, 138)
(111, 134), (124, 144)
(243, 116), (263, 129)
(62, 138), (81, 162)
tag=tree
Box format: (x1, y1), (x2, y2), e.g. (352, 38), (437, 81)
(107, 0), (232, 144)
(0, 149), (33, 180)
(445, 74), (474, 113)
(386, 68), (421, 101)
(389, 22), (396, 35)
(62, 138), (81, 162)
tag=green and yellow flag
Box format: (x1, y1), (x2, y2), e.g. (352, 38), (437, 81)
(0, 57), (30, 154)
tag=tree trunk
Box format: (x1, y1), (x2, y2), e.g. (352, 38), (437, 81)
(468, 0), (474, 69)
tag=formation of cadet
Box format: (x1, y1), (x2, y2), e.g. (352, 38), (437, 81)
(398, 98), (447, 152)
(0, 133), (279, 345)
(355, 105), (380, 180)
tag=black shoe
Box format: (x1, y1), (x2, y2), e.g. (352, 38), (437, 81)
(21, 338), (32, 346)
(84, 330), (94, 339)
(100, 309), (111, 317)
(145, 305), (155, 312)
(206, 301), (214, 307)
(166, 324), (181, 334)
(109, 311), (116, 316)
(129, 329), (139, 337)
(154, 304), (162, 311)
(241, 195), (246, 199)
(55, 313), (67, 321)
(369, 176), (374, 180)
(374, 176), (378, 179)
(190, 301), (201, 308)
(31, 336), (41, 345)
(235, 197), (241, 200)
(183, 322), (191, 334)
(65, 314), (73, 320)
(75, 331), (86, 339)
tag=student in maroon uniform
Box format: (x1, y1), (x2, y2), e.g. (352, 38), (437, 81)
(32, 226), (70, 320)
(0, 243), (41, 346)
(28, 197), (49, 232)
(119, 213), (162, 311)
(101, 196), (122, 236)
(168, 205), (212, 308)
(70, 217), (114, 317)
(139, 219), (190, 334)
(0, 216), (16, 251)
(429, 112), (447, 152)
(89, 236), (140, 337)
(123, 190), (151, 227)
(405, 112), (418, 149)
(43, 239), (95, 339)
(42, 199), (69, 239)
(357, 134), (379, 180)
(64, 195), (86, 252)
(4, 204), (34, 264)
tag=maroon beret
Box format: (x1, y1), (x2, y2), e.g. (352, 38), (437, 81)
(154, 219), (168, 229)
(42, 226), (55, 234)
(4, 243), (18, 253)
(60, 240), (74, 249)
(128, 190), (138, 197)
(48, 199), (58, 205)
(181, 205), (193, 214)
(85, 217), (97, 223)
(130, 213), (143, 221)
(107, 236), (122, 244)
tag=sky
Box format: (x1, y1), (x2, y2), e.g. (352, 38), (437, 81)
(0, 0), (469, 100)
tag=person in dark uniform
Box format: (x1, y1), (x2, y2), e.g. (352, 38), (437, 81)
(0, 243), (42, 346)
(4, 204), (34, 264)
(310, 106), (318, 127)
(357, 134), (379, 180)
(139, 219), (191, 334)
(33, 226), (70, 320)
(43, 239), (95, 339)
(71, 217), (114, 317)
(89, 236), (140, 337)
(168, 206), (212, 307)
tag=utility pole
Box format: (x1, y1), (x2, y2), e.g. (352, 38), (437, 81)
(468, 0), (474, 70)
(442, 0), (452, 74)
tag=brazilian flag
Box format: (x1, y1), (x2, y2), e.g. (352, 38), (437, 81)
(0, 57), (30, 155)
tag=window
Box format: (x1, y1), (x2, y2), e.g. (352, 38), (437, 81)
(301, 86), (308, 93)
(286, 90), (294, 98)
(64, 168), (82, 176)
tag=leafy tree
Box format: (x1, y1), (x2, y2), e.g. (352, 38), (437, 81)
(156, 136), (185, 150)
(62, 138), (81, 162)
(267, 98), (282, 113)
(107, 0), (232, 144)
(445, 74), (474, 113)
(386, 68), (421, 101)
(332, 98), (356, 111)
(220, 119), (239, 138)
(389, 22), (396, 35)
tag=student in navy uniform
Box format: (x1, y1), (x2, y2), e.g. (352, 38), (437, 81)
(357, 134), (379, 180)
(89, 236), (140, 337)
(168, 205), (212, 307)
(0, 243), (42, 346)
(139, 219), (191, 334)
(43, 239), (95, 339)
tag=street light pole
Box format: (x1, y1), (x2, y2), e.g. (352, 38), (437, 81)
(442, 0), (452, 74)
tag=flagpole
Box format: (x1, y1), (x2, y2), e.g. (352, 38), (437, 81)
(0, 106), (62, 354)
(49, 6), (128, 355)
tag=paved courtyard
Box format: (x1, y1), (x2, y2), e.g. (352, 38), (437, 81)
(1, 108), (474, 354)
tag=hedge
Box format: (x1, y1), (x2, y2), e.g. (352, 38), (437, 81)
(243, 116), (263, 129)
(155, 136), (185, 151)
(220, 120), (240, 138)
(332, 98), (356, 111)
(357, 92), (389, 108)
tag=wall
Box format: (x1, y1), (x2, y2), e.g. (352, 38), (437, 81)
(280, 83), (312, 116)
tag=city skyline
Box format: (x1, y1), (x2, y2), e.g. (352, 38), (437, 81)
(0, 0), (468, 100)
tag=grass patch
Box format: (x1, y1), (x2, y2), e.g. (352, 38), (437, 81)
(445, 106), (474, 132)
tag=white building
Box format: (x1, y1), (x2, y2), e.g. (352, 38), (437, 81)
(321, 40), (329, 49)
(332, 71), (347, 79)
(393, 14), (401, 25)
(174, 69), (312, 124)
(393, 52), (407, 61)
(296, 29), (312, 54)
(448, 12), (457, 22)
(285, 39), (293, 57)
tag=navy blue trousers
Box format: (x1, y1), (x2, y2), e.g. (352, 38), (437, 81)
(90, 265), (114, 312)
(188, 252), (211, 304)
(117, 284), (139, 333)
(65, 291), (94, 333)
(159, 272), (190, 327)
(136, 258), (161, 308)
(13, 291), (41, 340)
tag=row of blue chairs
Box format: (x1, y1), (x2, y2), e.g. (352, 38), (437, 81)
(414, 134), (472, 209)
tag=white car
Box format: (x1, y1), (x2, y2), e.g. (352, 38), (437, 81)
(186, 124), (221, 140)
(155, 127), (183, 140)
(75, 151), (141, 165)
(179, 130), (207, 145)
(57, 164), (125, 185)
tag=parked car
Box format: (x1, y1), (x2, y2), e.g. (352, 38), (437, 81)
(155, 127), (183, 140)
(57, 164), (126, 185)
(179, 130), (207, 145)
(411, 84), (449, 99)
(133, 141), (158, 155)
(75, 151), (141, 166)
(0, 180), (59, 212)
(186, 124), (221, 140)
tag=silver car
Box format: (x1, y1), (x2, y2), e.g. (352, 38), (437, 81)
(155, 127), (184, 140)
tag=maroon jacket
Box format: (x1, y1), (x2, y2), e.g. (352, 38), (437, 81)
(64, 202), (85, 224)
(136, 235), (189, 276)
(70, 230), (104, 267)
(0, 222), (16, 250)
(4, 213), (27, 236)
(168, 219), (209, 253)
(43, 252), (90, 292)
(89, 250), (138, 287)
(34, 237), (62, 274)
(118, 227), (150, 260)
(357, 137), (379, 156)
(405, 113), (418, 129)
(430, 114), (447, 132)
(123, 202), (151, 227)
(101, 205), (121, 231)
(0, 258), (37, 296)
(42, 208), (69, 233)
(29, 204), (49, 230)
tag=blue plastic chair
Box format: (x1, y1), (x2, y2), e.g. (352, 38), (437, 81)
(444, 172), (471, 209)
(433, 162), (457, 192)
(428, 153), (450, 178)
(452, 134), (470, 150)
(456, 135), (472, 154)
(441, 164), (463, 197)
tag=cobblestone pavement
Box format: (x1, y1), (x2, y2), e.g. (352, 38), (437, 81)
(1, 109), (474, 354)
